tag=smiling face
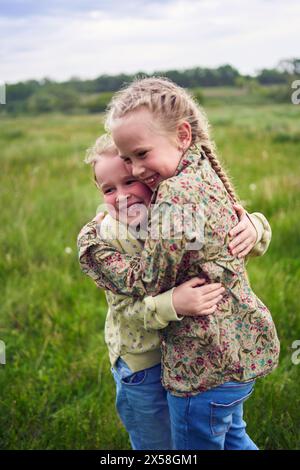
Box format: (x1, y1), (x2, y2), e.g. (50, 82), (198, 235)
(94, 152), (153, 225)
(111, 107), (189, 190)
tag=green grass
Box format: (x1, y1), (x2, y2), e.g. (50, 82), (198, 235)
(0, 103), (300, 449)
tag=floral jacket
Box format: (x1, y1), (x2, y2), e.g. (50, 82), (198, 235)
(78, 150), (280, 396)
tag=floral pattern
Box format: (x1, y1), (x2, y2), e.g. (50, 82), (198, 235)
(78, 149), (280, 396)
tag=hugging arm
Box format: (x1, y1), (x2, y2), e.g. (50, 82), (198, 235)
(78, 202), (197, 298)
(246, 212), (272, 257)
(77, 205), (272, 298)
(108, 288), (183, 332)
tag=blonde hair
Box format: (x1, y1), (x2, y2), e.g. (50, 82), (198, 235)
(105, 77), (239, 203)
(84, 133), (118, 188)
(84, 133), (117, 165)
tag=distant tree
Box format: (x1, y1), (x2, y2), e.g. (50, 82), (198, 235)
(7, 80), (41, 102)
(257, 69), (287, 85)
(26, 86), (78, 113)
(216, 65), (240, 86)
(278, 58), (300, 75)
(52, 88), (78, 112)
(3, 60), (295, 116)
(27, 91), (58, 113)
(235, 76), (248, 88)
(85, 92), (114, 113)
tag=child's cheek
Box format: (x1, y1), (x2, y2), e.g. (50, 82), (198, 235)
(103, 194), (117, 215)
(134, 183), (153, 205)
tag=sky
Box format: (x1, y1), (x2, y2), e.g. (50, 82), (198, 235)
(0, 0), (299, 83)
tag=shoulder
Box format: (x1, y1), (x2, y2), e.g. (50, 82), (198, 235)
(101, 213), (144, 254)
(154, 171), (203, 206)
(100, 213), (118, 239)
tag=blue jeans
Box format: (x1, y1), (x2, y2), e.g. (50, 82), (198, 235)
(167, 380), (258, 450)
(111, 358), (173, 450)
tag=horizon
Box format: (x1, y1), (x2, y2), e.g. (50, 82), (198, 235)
(4, 61), (283, 87)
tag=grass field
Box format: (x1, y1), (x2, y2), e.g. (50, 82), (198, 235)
(0, 102), (300, 449)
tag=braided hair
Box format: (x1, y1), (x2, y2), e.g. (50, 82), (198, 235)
(105, 77), (239, 203)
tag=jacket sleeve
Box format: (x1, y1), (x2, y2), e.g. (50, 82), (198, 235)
(246, 212), (272, 258)
(108, 288), (183, 332)
(77, 201), (198, 298)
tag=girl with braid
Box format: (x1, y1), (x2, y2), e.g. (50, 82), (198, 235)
(78, 77), (280, 450)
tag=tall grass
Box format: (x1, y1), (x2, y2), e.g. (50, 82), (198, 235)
(0, 103), (299, 449)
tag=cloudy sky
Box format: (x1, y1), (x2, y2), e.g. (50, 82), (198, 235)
(1, 0), (299, 83)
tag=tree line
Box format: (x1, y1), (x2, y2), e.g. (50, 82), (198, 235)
(2, 58), (299, 115)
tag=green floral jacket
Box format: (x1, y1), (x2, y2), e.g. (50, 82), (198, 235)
(78, 150), (280, 396)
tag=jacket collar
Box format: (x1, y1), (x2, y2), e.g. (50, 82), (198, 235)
(175, 145), (206, 176)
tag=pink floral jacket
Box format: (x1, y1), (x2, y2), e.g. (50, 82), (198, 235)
(78, 149), (280, 396)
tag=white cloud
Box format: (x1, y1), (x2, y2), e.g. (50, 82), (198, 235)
(1, 0), (299, 83)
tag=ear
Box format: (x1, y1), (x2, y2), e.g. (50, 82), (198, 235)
(177, 121), (192, 150)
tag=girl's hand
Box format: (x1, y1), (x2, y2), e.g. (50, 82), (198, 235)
(228, 204), (257, 258)
(172, 277), (225, 316)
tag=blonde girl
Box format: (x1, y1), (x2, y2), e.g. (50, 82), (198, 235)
(78, 77), (279, 450)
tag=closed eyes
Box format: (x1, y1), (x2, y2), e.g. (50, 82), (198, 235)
(137, 150), (147, 158)
(121, 150), (148, 162)
(122, 156), (132, 164)
(125, 179), (137, 185)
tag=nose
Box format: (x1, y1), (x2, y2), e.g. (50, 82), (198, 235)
(116, 193), (130, 205)
(132, 162), (146, 179)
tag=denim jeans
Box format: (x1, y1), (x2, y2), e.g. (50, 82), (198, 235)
(111, 358), (173, 450)
(167, 380), (258, 450)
